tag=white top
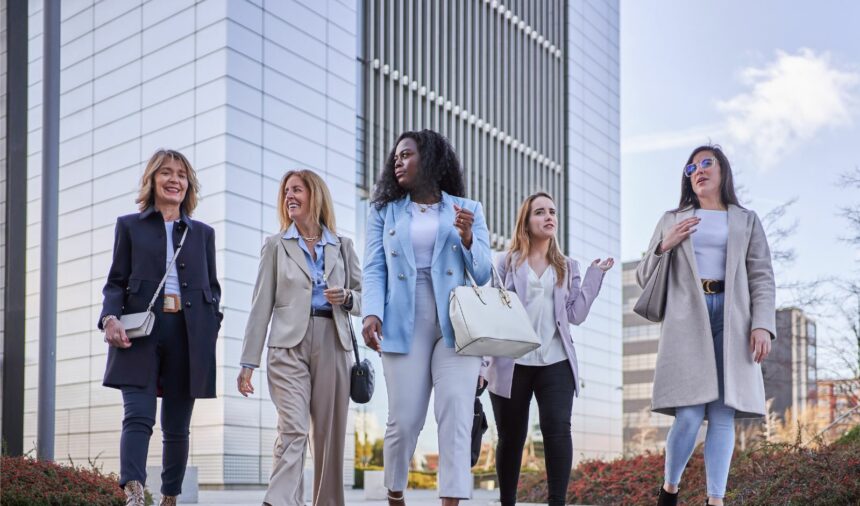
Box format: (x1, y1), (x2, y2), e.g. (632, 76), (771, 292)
(692, 209), (728, 280)
(516, 265), (568, 366)
(164, 221), (181, 295)
(410, 202), (440, 268)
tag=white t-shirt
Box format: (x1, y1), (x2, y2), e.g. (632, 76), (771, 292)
(516, 265), (568, 366)
(692, 209), (728, 280)
(410, 202), (440, 268)
(164, 221), (181, 295)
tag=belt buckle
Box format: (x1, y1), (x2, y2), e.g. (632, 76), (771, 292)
(703, 280), (715, 295)
(163, 294), (181, 313)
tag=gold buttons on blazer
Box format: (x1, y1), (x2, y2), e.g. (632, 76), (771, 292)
(398, 273), (406, 280)
(391, 250), (399, 257)
(452, 245), (458, 251)
(389, 229), (395, 235)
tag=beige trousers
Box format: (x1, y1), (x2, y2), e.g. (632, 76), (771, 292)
(265, 316), (352, 506)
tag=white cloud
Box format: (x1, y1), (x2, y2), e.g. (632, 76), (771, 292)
(623, 49), (860, 168)
(718, 48), (860, 169)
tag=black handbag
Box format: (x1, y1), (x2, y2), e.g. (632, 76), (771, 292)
(471, 383), (488, 467)
(340, 239), (374, 404)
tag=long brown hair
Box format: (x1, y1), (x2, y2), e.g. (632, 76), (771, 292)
(507, 192), (567, 286)
(674, 144), (742, 212)
(277, 170), (337, 233)
(136, 149), (200, 215)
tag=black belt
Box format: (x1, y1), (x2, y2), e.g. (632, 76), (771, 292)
(702, 279), (725, 294)
(310, 308), (333, 318)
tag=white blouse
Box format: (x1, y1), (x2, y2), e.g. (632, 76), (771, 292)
(516, 265), (568, 366)
(164, 221), (181, 295)
(410, 202), (440, 268)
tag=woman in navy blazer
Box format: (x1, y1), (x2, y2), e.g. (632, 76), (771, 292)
(98, 149), (222, 506)
(362, 130), (492, 505)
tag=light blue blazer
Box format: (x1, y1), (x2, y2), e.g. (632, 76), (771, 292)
(362, 191), (492, 353)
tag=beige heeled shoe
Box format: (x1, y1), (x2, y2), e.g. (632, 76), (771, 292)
(159, 495), (177, 506)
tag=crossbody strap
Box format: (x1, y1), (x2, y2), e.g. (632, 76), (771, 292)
(338, 238), (361, 365)
(145, 226), (189, 312)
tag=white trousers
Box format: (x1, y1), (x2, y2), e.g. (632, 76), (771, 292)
(382, 268), (481, 499)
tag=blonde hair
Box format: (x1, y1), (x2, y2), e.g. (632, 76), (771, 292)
(136, 149), (200, 215)
(277, 170), (337, 233)
(507, 192), (567, 286)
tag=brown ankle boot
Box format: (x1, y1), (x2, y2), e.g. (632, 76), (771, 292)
(123, 480), (145, 506)
(160, 495), (177, 506)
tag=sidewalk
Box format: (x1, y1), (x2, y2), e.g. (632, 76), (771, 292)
(197, 488), (499, 506)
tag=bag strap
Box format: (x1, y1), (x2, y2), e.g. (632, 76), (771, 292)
(338, 238), (362, 366)
(145, 226), (188, 312)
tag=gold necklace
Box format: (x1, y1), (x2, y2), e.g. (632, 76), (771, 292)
(416, 201), (440, 213)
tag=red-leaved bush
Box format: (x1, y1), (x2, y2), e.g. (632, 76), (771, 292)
(518, 427), (860, 505)
(0, 455), (125, 506)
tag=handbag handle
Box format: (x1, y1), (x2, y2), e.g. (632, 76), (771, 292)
(338, 239), (362, 365)
(462, 263), (514, 308)
(144, 226), (188, 313)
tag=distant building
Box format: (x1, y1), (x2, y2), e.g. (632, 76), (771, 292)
(766, 308), (818, 419)
(817, 379), (860, 438)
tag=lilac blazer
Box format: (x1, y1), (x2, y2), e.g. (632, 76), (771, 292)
(483, 253), (605, 398)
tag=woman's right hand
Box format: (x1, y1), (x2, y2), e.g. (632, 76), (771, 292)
(361, 316), (383, 352)
(658, 217), (700, 254)
(104, 318), (131, 348)
(237, 367), (255, 397)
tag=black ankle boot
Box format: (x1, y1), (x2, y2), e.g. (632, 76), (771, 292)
(656, 487), (678, 506)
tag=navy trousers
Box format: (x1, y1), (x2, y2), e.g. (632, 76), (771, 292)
(119, 311), (195, 496)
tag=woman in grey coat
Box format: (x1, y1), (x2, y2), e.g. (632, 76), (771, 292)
(637, 145), (775, 506)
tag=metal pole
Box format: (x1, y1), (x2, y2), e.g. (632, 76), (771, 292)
(3, 0), (29, 457)
(38, 0), (61, 462)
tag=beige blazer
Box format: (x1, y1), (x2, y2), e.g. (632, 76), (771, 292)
(636, 204), (776, 418)
(240, 233), (362, 367)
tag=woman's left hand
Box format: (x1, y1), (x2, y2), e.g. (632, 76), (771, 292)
(453, 204), (474, 249)
(592, 258), (615, 272)
(323, 287), (349, 306)
(750, 328), (771, 363)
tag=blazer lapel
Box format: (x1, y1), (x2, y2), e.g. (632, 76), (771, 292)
(514, 259), (530, 305)
(395, 198), (417, 269)
(724, 204), (747, 286)
(280, 238), (312, 281)
(431, 192), (454, 266)
(323, 238), (340, 281)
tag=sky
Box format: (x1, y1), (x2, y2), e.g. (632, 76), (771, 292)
(620, 1), (860, 377)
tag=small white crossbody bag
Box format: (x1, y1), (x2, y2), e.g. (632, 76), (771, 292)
(119, 227), (188, 338)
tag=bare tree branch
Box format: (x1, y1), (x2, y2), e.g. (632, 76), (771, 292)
(761, 197), (799, 267)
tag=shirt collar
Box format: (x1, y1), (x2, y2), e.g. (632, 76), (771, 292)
(140, 206), (193, 229)
(283, 223), (335, 246)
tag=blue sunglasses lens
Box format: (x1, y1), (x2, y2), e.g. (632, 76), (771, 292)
(684, 164), (697, 177)
(701, 158), (714, 169)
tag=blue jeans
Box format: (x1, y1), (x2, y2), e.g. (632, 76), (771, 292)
(119, 312), (195, 496)
(664, 293), (735, 498)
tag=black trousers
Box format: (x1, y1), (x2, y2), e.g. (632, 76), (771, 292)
(490, 360), (575, 506)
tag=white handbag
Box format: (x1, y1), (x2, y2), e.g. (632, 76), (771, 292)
(449, 265), (541, 358)
(119, 227), (188, 338)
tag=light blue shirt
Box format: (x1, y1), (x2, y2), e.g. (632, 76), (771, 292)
(284, 223), (335, 311)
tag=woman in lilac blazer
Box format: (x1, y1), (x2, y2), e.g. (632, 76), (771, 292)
(482, 192), (613, 506)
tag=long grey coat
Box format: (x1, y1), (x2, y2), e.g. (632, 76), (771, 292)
(636, 204), (776, 419)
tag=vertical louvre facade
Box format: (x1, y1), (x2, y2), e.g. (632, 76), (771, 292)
(361, 0), (567, 248)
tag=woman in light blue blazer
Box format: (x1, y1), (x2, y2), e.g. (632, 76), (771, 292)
(361, 130), (492, 506)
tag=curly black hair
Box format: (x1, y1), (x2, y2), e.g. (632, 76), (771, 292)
(370, 129), (466, 209)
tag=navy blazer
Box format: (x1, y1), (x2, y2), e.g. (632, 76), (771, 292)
(98, 208), (223, 398)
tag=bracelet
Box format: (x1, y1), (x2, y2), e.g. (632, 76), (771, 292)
(101, 314), (117, 330)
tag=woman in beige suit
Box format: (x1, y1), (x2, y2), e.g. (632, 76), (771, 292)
(237, 170), (362, 506)
(638, 145), (775, 506)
